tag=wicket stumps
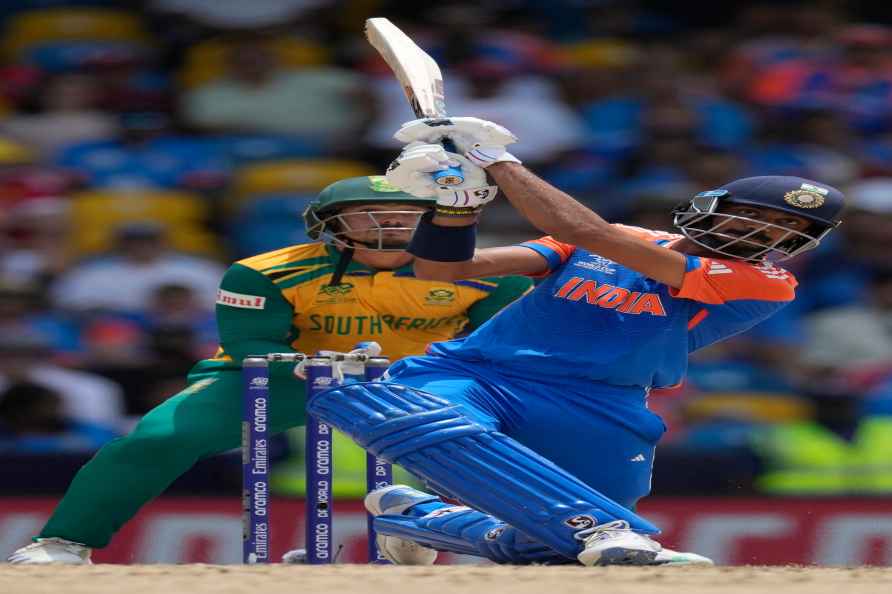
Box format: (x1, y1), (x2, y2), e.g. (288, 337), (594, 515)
(359, 360), (393, 563)
(241, 352), (393, 564)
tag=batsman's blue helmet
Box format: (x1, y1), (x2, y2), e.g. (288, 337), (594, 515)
(672, 176), (845, 261)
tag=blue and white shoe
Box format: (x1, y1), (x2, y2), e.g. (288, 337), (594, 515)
(576, 520), (661, 566)
(654, 547), (715, 566)
(365, 485), (440, 565)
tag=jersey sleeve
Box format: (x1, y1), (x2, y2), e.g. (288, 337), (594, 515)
(671, 257), (799, 353)
(465, 275), (534, 330)
(215, 262), (298, 364)
(518, 236), (576, 275)
(670, 257), (797, 305)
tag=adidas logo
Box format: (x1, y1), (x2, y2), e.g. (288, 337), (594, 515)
(707, 262), (733, 275)
(630, 454), (646, 462)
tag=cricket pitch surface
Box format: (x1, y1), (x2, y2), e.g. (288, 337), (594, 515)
(2, 565), (891, 594)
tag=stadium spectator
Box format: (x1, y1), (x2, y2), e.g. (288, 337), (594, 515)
(0, 74), (119, 158)
(0, 197), (73, 288)
(49, 221), (224, 315)
(801, 270), (892, 376)
(141, 283), (218, 362)
(54, 112), (230, 190)
(575, 44), (754, 163)
(720, 3), (841, 107)
(0, 279), (81, 361)
(150, 0), (332, 30)
(0, 336), (125, 433)
(78, 283), (218, 416)
(0, 382), (118, 453)
(181, 34), (373, 148)
(0, 165), (84, 210)
(744, 109), (858, 186)
(830, 24), (892, 135)
(838, 178), (892, 272)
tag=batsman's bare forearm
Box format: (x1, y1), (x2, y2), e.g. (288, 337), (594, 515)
(487, 162), (687, 287)
(487, 163), (612, 245)
(414, 245), (548, 280)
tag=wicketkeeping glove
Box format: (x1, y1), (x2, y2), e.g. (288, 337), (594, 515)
(386, 142), (498, 217)
(394, 117), (522, 168)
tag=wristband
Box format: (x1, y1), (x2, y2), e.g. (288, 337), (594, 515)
(435, 204), (482, 217)
(407, 211), (477, 262)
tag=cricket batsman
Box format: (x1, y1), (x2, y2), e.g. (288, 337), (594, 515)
(7, 175), (532, 564)
(302, 118), (846, 566)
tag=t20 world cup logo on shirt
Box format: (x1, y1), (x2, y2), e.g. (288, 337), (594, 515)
(316, 283), (356, 304)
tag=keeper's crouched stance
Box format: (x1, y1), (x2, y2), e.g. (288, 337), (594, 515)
(307, 117), (846, 566)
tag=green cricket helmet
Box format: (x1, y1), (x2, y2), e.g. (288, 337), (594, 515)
(303, 175), (435, 251)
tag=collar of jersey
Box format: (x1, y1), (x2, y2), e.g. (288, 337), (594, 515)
(325, 245), (414, 276)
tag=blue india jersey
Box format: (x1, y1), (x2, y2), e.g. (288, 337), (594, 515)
(426, 225), (798, 390)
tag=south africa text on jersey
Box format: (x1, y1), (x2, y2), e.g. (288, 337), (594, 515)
(307, 313), (468, 335)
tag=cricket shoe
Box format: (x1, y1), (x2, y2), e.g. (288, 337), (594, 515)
(364, 485), (439, 565)
(7, 538), (92, 564)
(654, 547), (714, 566)
(576, 520), (661, 566)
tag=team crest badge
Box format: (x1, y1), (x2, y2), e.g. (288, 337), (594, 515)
(784, 190), (824, 209)
(425, 288), (455, 305)
(368, 175), (402, 192)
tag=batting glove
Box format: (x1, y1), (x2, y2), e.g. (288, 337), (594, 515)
(394, 117), (522, 169)
(386, 142), (498, 217)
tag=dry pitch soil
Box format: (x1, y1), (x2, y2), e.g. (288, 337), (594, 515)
(0, 565), (890, 594)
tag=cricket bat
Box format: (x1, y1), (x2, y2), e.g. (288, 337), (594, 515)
(365, 17), (464, 186)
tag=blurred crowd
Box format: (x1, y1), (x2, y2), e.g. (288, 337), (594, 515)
(1, 0), (891, 496)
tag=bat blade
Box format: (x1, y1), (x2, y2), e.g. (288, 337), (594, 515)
(365, 17), (447, 118)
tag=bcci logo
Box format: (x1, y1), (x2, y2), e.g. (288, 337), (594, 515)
(313, 376), (334, 387)
(425, 288), (455, 305)
(784, 190), (824, 209)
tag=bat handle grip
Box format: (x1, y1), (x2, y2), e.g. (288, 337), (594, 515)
(431, 137), (464, 186)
